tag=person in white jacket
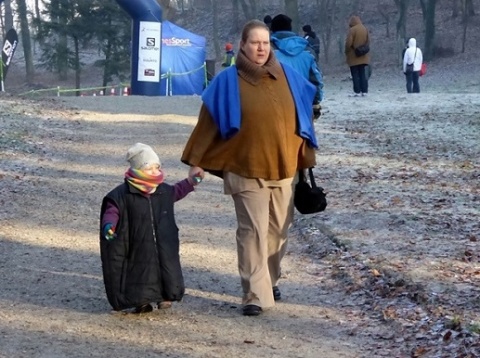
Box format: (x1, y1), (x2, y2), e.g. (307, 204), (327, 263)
(402, 38), (423, 93)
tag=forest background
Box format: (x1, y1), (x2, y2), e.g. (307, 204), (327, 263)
(0, 0), (479, 94)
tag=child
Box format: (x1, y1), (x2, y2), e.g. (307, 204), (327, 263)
(99, 143), (204, 313)
(221, 43), (236, 67)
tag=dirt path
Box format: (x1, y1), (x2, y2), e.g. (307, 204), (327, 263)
(0, 76), (479, 357)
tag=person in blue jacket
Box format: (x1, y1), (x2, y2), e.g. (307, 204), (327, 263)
(270, 14), (324, 119)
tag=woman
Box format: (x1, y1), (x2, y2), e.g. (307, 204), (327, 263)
(181, 20), (318, 316)
(403, 38), (423, 93)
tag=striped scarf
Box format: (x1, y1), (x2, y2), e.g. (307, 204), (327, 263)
(125, 168), (164, 194)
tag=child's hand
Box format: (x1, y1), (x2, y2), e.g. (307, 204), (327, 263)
(103, 223), (116, 241)
(192, 175), (202, 184)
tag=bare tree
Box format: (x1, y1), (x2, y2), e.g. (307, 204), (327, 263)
(317, 0), (337, 63)
(377, 0), (391, 38)
(393, 0), (410, 41)
(419, 0), (437, 61)
(452, 0), (460, 17)
(335, 0), (357, 57)
(34, 0), (40, 19)
(450, 0), (474, 18)
(284, 0), (299, 32)
(461, 0), (470, 53)
(16, 0), (35, 82)
(157, 0), (174, 20)
(238, 0), (254, 20)
(247, 0), (257, 20)
(231, 0), (240, 33)
(3, 0), (14, 33)
(211, 0), (220, 61)
(466, 0), (475, 16)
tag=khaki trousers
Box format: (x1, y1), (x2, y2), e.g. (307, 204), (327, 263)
(224, 172), (295, 309)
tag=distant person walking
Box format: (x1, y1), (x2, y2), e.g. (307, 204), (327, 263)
(270, 14), (324, 118)
(402, 38), (423, 93)
(302, 24), (320, 62)
(345, 15), (370, 97)
(221, 43), (236, 67)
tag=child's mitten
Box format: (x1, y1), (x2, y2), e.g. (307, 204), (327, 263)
(103, 223), (116, 241)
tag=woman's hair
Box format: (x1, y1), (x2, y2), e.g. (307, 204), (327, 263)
(241, 19), (269, 43)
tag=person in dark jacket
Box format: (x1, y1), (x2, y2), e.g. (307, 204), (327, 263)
(270, 14), (324, 119)
(302, 24), (320, 62)
(100, 143), (204, 313)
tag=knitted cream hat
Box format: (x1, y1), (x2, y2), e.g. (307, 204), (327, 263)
(126, 143), (161, 169)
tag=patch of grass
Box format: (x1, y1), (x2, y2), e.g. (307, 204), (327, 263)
(445, 315), (463, 331)
(467, 322), (480, 334)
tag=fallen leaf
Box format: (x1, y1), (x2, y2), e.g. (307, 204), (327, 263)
(411, 346), (429, 357)
(443, 330), (452, 341)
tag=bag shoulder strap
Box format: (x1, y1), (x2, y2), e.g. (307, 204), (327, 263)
(299, 167), (318, 189)
(308, 168), (318, 189)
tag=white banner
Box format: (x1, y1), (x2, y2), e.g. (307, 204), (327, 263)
(137, 21), (161, 82)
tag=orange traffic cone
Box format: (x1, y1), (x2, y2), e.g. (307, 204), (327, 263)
(123, 87), (129, 96)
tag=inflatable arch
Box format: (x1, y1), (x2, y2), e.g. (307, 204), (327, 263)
(116, 0), (163, 96)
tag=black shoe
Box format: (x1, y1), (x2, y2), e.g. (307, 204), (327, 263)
(133, 303), (153, 314)
(242, 304), (262, 316)
(273, 286), (281, 301)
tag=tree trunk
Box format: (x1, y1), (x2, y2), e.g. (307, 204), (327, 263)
(247, 0), (257, 19)
(461, 0), (469, 53)
(377, 4), (390, 38)
(34, 0), (41, 19)
(17, 0), (35, 83)
(74, 36), (81, 95)
(238, 0), (253, 20)
(103, 38), (112, 89)
(452, 0), (460, 17)
(211, 0), (221, 61)
(3, 0), (14, 32)
(419, 0), (437, 61)
(232, 0), (240, 33)
(394, 0), (410, 41)
(466, 0), (475, 16)
(284, 0), (300, 33)
(318, 0), (335, 63)
(157, 0), (173, 20)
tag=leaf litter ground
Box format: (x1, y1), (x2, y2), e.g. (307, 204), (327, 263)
(0, 73), (479, 357)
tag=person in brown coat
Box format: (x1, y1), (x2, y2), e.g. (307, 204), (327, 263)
(345, 15), (370, 96)
(181, 19), (318, 317)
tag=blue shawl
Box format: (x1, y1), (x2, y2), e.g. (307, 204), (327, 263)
(201, 64), (318, 148)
